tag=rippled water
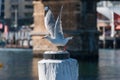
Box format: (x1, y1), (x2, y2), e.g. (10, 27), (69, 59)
(0, 49), (120, 80)
(98, 49), (120, 80)
(0, 48), (34, 80)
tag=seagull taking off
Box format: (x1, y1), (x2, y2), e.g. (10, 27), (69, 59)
(43, 6), (72, 50)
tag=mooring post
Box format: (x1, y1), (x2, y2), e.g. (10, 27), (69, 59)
(38, 51), (78, 80)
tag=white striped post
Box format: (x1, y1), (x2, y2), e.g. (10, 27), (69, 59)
(38, 51), (78, 80)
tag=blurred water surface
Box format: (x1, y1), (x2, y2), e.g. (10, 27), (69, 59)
(0, 49), (120, 80)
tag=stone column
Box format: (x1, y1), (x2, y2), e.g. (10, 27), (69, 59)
(79, 0), (99, 59)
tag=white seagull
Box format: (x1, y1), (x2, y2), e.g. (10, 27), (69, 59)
(43, 6), (72, 48)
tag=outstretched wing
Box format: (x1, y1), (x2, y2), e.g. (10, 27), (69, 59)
(44, 8), (55, 38)
(54, 6), (64, 39)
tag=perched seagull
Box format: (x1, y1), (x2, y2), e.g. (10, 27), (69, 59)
(43, 6), (72, 49)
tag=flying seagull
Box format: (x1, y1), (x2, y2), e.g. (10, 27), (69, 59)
(43, 6), (72, 48)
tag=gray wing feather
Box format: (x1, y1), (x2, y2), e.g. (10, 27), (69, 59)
(44, 9), (55, 38)
(54, 6), (64, 39)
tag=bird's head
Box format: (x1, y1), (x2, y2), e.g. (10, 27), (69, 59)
(44, 6), (49, 16)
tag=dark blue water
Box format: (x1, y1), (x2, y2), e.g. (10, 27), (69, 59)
(0, 49), (120, 80)
(0, 48), (34, 80)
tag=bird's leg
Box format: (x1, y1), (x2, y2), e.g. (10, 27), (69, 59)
(57, 46), (64, 51)
(63, 46), (66, 51)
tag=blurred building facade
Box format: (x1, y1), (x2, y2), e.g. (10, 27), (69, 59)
(0, 0), (33, 48)
(0, 0), (33, 26)
(97, 1), (120, 37)
(97, 1), (120, 48)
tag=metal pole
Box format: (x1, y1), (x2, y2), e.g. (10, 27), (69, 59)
(14, 9), (18, 28)
(110, 7), (115, 38)
(103, 26), (106, 48)
(0, 0), (2, 16)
